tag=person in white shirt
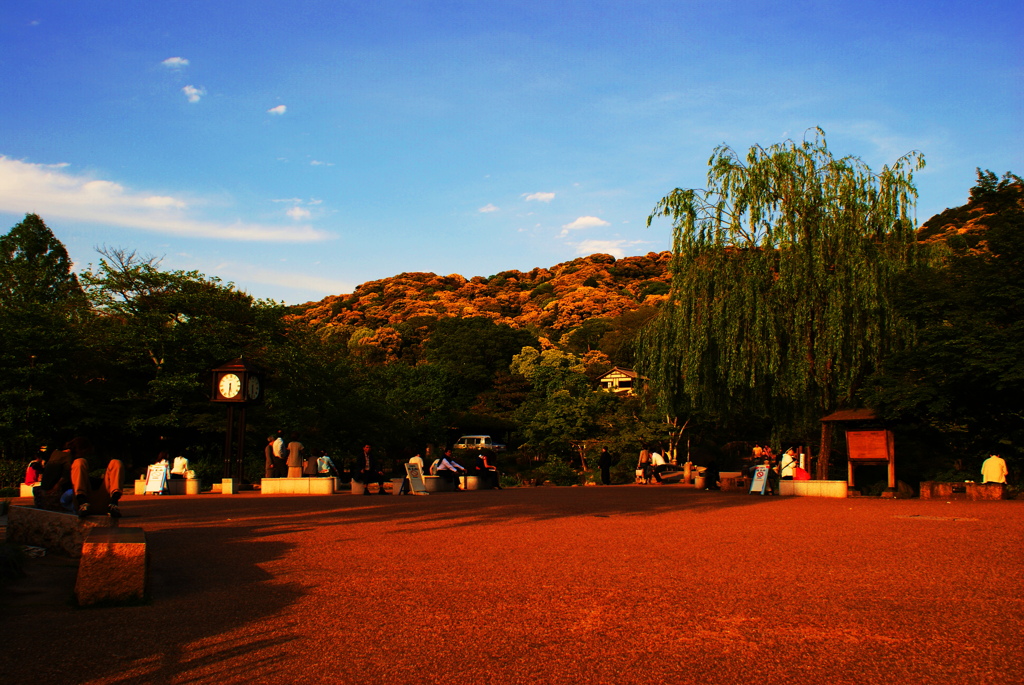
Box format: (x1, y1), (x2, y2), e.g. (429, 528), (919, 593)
(170, 455), (189, 479)
(780, 449), (798, 480)
(434, 449), (467, 491)
(651, 449), (669, 483)
(981, 454), (1009, 484)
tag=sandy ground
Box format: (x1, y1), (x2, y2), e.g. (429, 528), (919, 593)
(2, 486), (1022, 685)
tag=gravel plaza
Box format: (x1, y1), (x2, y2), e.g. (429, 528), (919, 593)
(2, 485), (1022, 685)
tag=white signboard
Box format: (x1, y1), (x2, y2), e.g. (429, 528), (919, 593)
(749, 465), (770, 495)
(145, 463), (168, 495)
(405, 463), (429, 495)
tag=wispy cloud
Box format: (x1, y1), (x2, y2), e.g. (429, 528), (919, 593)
(202, 259), (355, 301)
(573, 239), (646, 259)
(559, 215), (609, 237)
(286, 206), (311, 220)
(182, 85), (205, 103)
(162, 57), (189, 68)
(523, 192), (555, 203)
(310, 160), (333, 166)
(267, 105), (287, 115)
(0, 156), (330, 243)
(478, 203), (499, 213)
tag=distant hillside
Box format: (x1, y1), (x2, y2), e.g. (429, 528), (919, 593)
(294, 251), (673, 333)
(917, 172), (1023, 252)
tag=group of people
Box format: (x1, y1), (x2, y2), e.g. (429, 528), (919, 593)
(260, 436), (503, 494)
(264, 431), (339, 480)
(26, 437), (124, 518)
(635, 445), (671, 484)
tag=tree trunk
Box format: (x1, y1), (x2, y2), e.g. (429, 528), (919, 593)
(817, 422), (833, 480)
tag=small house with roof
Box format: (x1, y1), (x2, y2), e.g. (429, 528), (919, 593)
(597, 367), (642, 396)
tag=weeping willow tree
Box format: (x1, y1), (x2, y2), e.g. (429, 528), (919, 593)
(637, 129), (926, 477)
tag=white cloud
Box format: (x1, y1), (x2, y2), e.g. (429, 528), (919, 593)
(286, 206), (311, 220)
(559, 215), (610, 237)
(216, 261), (356, 299)
(310, 160), (333, 166)
(267, 105), (287, 115)
(0, 156), (330, 243)
(478, 203), (499, 213)
(162, 57), (189, 68)
(523, 192), (555, 203)
(182, 85), (205, 103)
(573, 239), (645, 259)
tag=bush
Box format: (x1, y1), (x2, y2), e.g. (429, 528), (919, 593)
(535, 458), (580, 486)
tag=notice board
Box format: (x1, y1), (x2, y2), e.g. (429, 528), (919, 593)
(749, 465), (770, 494)
(405, 463), (428, 495)
(145, 463), (168, 494)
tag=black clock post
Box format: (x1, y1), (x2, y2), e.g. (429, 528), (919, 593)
(210, 358), (264, 489)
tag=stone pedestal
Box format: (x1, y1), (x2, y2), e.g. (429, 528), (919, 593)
(221, 478), (240, 494)
(260, 477), (337, 495)
(6, 505), (115, 557)
(74, 527), (148, 606)
(779, 480), (849, 498)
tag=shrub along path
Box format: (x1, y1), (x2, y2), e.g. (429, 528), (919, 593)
(2, 486), (1022, 684)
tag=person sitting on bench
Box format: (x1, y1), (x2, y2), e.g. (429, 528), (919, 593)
(37, 437), (124, 518)
(434, 449), (467, 491)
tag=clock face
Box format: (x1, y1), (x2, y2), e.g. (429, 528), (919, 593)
(218, 373), (241, 399)
(247, 376), (261, 400)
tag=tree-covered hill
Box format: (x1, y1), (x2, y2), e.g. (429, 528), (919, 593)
(293, 251), (672, 333)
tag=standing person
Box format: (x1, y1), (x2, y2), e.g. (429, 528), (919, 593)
(599, 447), (612, 485)
(37, 437), (124, 518)
(272, 430), (286, 473)
(637, 446), (652, 484)
(357, 444), (387, 495)
(264, 436), (276, 479)
(702, 458), (721, 491)
(780, 449), (798, 480)
(302, 448), (319, 477)
(981, 454), (1009, 484)
(286, 432), (305, 479)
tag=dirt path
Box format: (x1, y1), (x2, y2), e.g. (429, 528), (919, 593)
(2, 487), (1022, 684)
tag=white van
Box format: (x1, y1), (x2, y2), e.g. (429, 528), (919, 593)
(453, 435), (506, 452)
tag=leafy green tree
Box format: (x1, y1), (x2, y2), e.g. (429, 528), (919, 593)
(80, 248), (284, 451)
(638, 130), (927, 476)
(0, 214), (88, 456)
(864, 174), (1024, 479)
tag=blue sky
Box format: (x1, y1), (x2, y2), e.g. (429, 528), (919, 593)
(1, 1), (1020, 304)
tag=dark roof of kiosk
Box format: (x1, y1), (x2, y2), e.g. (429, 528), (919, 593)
(820, 408), (879, 422)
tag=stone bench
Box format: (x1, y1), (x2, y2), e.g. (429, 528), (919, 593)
(779, 480), (849, 498)
(261, 477), (337, 495)
(134, 478), (202, 495)
(423, 475), (456, 493)
(6, 505), (116, 557)
(74, 526), (148, 606)
(20, 483), (38, 498)
(920, 481), (1006, 501)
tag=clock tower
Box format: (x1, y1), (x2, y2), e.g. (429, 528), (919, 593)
(210, 358), (264, 482)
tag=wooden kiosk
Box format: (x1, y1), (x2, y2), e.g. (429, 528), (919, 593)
(821, 409), (896, 498)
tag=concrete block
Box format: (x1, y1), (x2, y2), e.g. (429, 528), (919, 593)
(779, 480), (848, 498)
(260, 477), (337, 495)
(221, 478), (239, 494)
(6, 505), (115, 557)
(423, 475), (456, 492)
(74, 527), (147, 606)
(20, 483), (37, 498)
